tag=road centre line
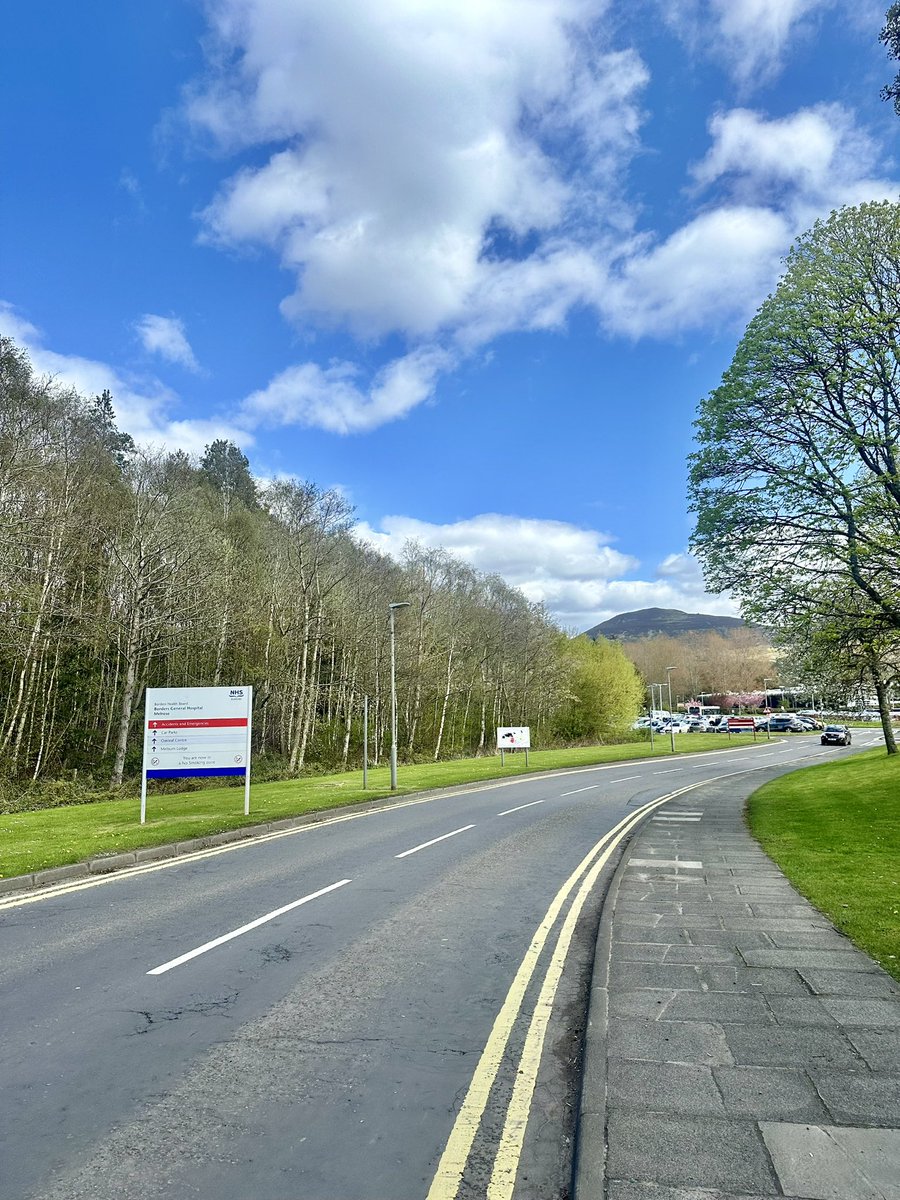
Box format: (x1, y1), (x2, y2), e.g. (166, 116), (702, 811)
(607, 774), (641, 783)
(653, 768), (682, 774)
(0, 739), (792, 911)
(559, 785), (598, 796)
(427, 753), (799, 1200)
(497, 800), (546, 816)
(147, 878), (351, 975)
(395, 824), (476, 859)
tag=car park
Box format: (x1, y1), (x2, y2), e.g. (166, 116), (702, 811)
(821, 724), (852, 746)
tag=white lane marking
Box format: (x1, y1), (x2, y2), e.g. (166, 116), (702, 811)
(497, 800), (546, 816)
(0, 737), (795, 911)
(560, 785), (598, 796)
(653, 769), (683, 775)
(629, 858), (703, 869)
(147, 878), (351, 975)
(395, 824), (476, 859)
(663, 810), (703, 816)
(652, 815), (700, 822)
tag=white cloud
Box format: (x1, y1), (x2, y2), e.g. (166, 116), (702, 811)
(354, 513), (735, 628)
(241, 346), (453, 434)
(662, 0), (838, 86)
(0, 302), (247, 454)
(172, 2), (899, 429)
(600, 103), (898, 339)
(135, 314), (201, 373)
(191, 0), (646, 344)
(692, 105), (887, 208)
(601, 206), (790, 337)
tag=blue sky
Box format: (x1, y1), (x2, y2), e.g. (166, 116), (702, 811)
(3, 0), (898, 631)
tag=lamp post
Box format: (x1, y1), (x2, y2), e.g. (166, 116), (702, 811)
(763, 677), (774, 741)
(389, 601), (410, 790)
(647, 684), (655, 750)
(665, 666), (677, 752)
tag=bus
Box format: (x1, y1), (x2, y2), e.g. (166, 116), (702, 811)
(687, 703), (721, 718)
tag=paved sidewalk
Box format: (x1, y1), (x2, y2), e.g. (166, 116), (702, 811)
(575, 774), (900, 1200)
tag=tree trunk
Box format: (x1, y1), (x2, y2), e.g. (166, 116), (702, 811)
(873, 673), (897, 755)
(111, 608), (142, 786)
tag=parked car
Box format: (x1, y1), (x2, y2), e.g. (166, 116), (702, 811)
(821, 724), (852, 746)
(767, 715), (804, 733)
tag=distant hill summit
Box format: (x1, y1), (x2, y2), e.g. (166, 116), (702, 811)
(583, 607), (748, 641)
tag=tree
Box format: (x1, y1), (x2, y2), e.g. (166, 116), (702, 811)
(776, 597), (899, 754)
(199, 439), (258, 510)
(689, 201), (900, 635)
(552, 635), (644, 742)
(880, 4), (900, 114)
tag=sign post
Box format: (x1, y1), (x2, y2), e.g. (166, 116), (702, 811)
(496, 726), (531, 767)
(141, 686), (253, 824)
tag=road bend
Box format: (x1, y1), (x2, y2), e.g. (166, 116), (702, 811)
(0, 732), (882, 1199)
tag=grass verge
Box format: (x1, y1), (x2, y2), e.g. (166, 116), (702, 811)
(748, 749), (900, 983)
(1, 732), (756, 879)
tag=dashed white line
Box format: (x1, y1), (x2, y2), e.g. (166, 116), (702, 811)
(498, 800), (546, 816)
(560, 785), (598, 796)
(395, 824), (476, 859)
(147, 878), (352, 975)
(607, 774), (641, 783)
(652, 769), (683, 775)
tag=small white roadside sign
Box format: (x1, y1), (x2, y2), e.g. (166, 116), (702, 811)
(496, 726), (531, 766)
(496, 726), (531, 749)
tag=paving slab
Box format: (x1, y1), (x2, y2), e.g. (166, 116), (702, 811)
(574, 768), (900, 1200)
(606, 1113), (779, 1194)
(759, 1122), (900, 1200)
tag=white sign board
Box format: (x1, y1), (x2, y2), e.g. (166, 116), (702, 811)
(497, 726), (531, 749)
(141, 686), (252, 823)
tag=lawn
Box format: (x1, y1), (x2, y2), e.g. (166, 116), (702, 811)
(1, 732), (748, 880)
(748, 749), (900, 982)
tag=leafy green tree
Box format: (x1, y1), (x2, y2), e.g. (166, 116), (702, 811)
(200, 439), (258, 510)
(689, 201), (900, 634)
(90, 390), (135, 469)
(553, 635), (644, 742)
(880, 3), (900, 114)
(776, 596), (899, 753)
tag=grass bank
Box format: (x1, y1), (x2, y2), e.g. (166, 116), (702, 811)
(748, 749), (900, 982)
(1, 732), (749, 880)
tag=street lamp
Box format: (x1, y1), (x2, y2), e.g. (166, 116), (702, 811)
(389, 602), (411, 790)
(665, 666), (677, 752)
(763, 677), (775, 741)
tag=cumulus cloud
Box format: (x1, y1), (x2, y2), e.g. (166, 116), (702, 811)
(600, 103), (897, 338)
(173, 1), (899, 427)
(191, 0), (646, 344)
(0, 302), (247, 454)
(354, 513), (735, 628)
(241, 346), (453, 434)
(600, 205), (790, 337)
(135, 314), (201, 372)
(692, 105), (888, 209)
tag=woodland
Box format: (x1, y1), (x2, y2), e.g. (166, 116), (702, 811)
(0, 336), (644, 796)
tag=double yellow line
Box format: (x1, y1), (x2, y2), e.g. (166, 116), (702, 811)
(426, 780), (708, 1200)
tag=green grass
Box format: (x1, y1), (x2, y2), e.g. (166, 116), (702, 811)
(1, 733), (746, 879)
(748, 749), (900, 982)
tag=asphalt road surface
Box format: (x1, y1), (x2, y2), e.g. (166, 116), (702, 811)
(0, 732), (880, 1200)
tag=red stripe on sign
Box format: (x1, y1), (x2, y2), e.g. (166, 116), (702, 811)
(147, 718), (248, 729)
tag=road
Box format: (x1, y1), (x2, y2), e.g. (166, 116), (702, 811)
(0, 732), (881, 1199)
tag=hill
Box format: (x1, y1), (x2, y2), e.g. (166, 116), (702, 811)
(583, 607), (749, 642)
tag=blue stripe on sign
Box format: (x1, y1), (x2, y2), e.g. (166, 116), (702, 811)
(146, 767), (248, 779)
